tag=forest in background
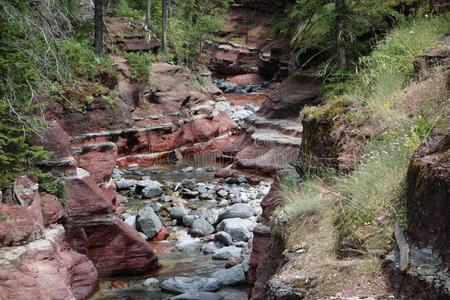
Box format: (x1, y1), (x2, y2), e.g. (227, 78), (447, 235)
(0, 0), (447, 187)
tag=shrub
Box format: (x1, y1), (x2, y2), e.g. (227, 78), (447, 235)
(60, 39), (119, 83)
(110, 0), (141, 18)
(37, 173), (67, 204)
(124, 51), (153, 81)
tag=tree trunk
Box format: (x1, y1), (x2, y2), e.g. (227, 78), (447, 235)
(146, 0), (152, 28)
(169, 0), (174, 18)
(335, 0), (347, 69)
(94, 0), (104, 55)
(162, 0), (168, 54)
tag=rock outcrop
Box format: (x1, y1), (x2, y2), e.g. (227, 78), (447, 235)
(0, 225), (98, 300)
(204, 8), (292, 81)
(383, 134), (450, 299)
(220, 75), (320, 175)
(406, 133), (450, 266)
(247, 174), (290, 299)
(0, 178), (98, 300)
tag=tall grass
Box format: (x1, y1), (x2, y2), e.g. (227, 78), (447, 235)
(281, 13), (450, 255)
(280, 179), (324, 223)
(342, 13), (450, 127)
(351, 13), (450, 100)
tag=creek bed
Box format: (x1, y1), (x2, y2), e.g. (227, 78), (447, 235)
(89, 158), (271, 300)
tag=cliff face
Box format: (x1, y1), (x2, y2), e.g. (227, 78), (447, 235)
(382, 134), (450, 300)
(406, 134), (450, 265)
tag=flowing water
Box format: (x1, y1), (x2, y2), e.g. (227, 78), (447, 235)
(90, 85), (269, 300)
(89, 156), (269, 300)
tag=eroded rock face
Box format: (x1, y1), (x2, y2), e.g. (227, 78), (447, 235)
(41, 194), (65, 226)
(31, 122), (78, 177)
(65, 175), (159, 277)
(258, 75), (321, 119)
(72, 142), (118, 182)
(0, 179), (43, 247)
(406, 134), (450, 266)
(247, 175), (288, 299)
(82, 217), (159, 277)
(45, 97), (131, 137)
(0, 225), (97, 300)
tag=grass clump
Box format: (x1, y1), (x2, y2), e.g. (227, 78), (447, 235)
(333, 137), (413, 255)
(279, 179), (324, 223)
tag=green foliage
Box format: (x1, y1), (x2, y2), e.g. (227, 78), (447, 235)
(353, 14), (450, 99)
(110, 0), (141, 18)
(284, 0), (434, 71)
(166, 3), (226, 67)
(311, 14), (450, 129)
(102, 91), (120, 107)
(37, 173), (67, 204)
(333, 135), (414, 253)
(109, 0), (230, 67)
(124, 51), (153, 81)
(292, 13), (450, 258)
(60, 39), (118, 83)
(0, 103), (51, 187)
(280, 179), (324, 222)
(0, 215), (6, 222)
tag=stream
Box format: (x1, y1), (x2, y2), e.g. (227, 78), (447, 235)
(89, 83), (272, 300)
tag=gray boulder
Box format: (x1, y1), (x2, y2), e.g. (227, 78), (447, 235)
(139, 232), (148, 241)
(118, 195), (128, 203)
(199, 209), (220, 225)
(112, 168), (124, 181)
(182, 215), (196, 227)
(170, 207), (188, 222)
(115, 179), (137, 189)
(170, 292), (223, 300)
(211, 264), (246, 286)
(141, 180), (163, 198)
(124, 215), (136, 229)
(197, 185), (208, 194)
(181, 167), (194, 173)
(159, 195), (173, 202)
(161, 277), (221, 294)
(225, 256), (243, 269)
(215, 231), (233, 246)
(143, 278), (159, 286)
(136, 206), (162, 239)
(150, 202), (162, 212)
(190, 218), (214, 237)
(202, 242), (218, 254)
(219, 203), (254, 221)
(216, 218), (254, 242)
(217, 189), (228, 198)
(206, 166), (217, 172)
(212, 246), (242, 260)
(181, 178), (197, 190)
(120, 212), (132, 220)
